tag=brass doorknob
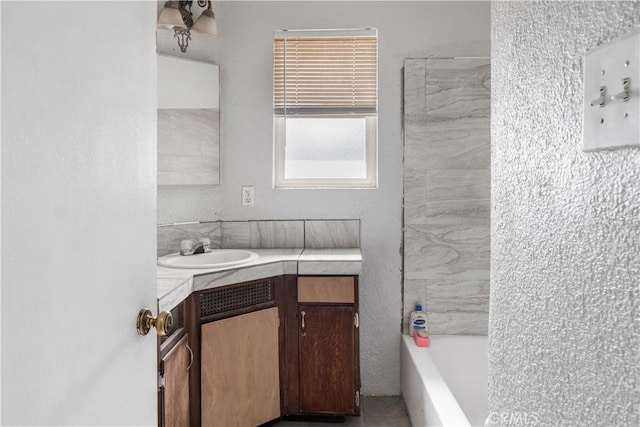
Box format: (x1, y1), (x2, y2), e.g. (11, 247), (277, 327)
(137, 308), (173, 336)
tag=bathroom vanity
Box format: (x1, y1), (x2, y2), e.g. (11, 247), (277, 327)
(156, 249), (362, 427)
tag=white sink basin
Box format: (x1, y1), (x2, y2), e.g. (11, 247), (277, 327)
(157, 249), (259, 269)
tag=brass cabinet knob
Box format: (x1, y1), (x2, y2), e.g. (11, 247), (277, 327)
(137, 308), (173, 336)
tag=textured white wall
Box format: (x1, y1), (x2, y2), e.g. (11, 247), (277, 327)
(157, 1), (490, 394)
(490, 2), (640, 425)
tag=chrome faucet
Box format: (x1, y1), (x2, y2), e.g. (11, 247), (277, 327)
(180, 238), (212, 256)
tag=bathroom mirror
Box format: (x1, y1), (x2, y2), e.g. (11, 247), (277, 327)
(157, 54), (220, 186)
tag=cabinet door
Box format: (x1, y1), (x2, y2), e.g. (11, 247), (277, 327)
(201, 307), (280, 427)
(160, 334), (191, 427)
(299, 305), (357, 415)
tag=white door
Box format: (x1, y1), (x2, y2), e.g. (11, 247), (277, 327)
(2, 2), (158, 425)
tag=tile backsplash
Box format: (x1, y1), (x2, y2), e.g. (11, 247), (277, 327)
(250, 221), (304, 249)
(220, 221), (252, 249)
(157, 219), (360, 257)
(304, 220), (359, 248)
(157, 221), (222, 257)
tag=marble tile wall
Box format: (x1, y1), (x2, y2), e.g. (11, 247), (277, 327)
(157, 221), (222, 257)
(220, 221), (252, 248)
(158, 219), (360, 256)
(157, 108), (220, 186)
(250, 221), (304, 249)
(403, 58), (490, 335)
(304, 220), (360, 248)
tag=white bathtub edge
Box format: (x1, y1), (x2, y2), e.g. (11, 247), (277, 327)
(401, 334), (471, 427)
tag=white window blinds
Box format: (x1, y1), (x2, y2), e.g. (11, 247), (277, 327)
(274, 30), (377, 116)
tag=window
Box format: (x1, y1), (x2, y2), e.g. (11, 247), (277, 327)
(273, 29), (378, 188)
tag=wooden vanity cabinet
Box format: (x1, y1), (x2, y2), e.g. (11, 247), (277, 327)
(201, 307), (280, 426)
(173, 273), (360, 425)
(158, 330), (192, 427)
(185, 276), (286, 427)
(284, 275), (361, 416)
(158, 300), (192, 427)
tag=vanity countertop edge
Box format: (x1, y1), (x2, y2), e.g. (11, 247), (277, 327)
(157, 248), (362, 312)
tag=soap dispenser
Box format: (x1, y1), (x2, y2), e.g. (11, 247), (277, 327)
(408, 303), (427, 337)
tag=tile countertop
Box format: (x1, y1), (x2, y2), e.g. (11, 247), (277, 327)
(157, 248), (362, 312)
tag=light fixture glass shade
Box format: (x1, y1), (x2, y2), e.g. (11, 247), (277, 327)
(157, 1), (186, 29)
(193, 9), (218, 36)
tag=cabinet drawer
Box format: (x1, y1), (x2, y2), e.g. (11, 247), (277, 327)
(297, 277), (354, 303)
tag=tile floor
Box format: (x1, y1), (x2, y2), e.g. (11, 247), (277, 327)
(271, 396), (411, 427)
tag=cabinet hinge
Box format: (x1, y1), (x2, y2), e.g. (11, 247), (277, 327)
(355, 390), (360, 407)
(158, 372), (165, 389)
(354, 312), (359, 329)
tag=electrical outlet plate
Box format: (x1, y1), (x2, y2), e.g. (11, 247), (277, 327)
(242, 186), (254, 206)
(583, 29), (640, 151)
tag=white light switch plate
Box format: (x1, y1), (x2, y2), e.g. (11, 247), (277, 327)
(583, 29), (640, 151)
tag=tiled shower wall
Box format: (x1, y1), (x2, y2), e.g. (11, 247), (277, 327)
(402, 58), (491, 335)
(157, 219), (360, 257)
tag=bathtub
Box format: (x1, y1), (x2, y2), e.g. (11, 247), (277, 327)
(401, 334), (488, 427)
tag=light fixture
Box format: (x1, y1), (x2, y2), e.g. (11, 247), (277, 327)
(157, 1), (218, 53)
